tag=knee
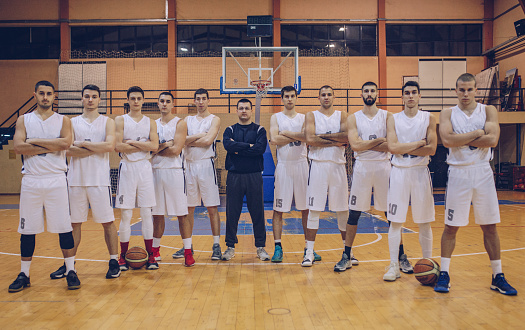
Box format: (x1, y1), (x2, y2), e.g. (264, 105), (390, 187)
(443, 224), (459, 236)
(347, 210), (361, 226)
(337, 210), (349, 232)
(20, 234), (36, 258)
(307, 210), (321, 230)
(481, 224), (498, 236)
(59, 232), (74, 250)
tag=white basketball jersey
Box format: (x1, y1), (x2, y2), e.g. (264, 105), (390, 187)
(275, 112), (307, 163)
(391, 111), (430, 168)
(447, 103), (492, 166)
(120, 114), (152, 162)
(21, 112), (67, 176)
(308, 110), (346, 164)
(152, 117), (184, 169)
(353, 109), (389, 161)
(68, 115), (111, 186)
(185, 114), (216, 161)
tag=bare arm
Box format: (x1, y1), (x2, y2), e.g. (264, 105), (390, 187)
(125, 118), (159, 151)
(13, 116), (50, 155)
(317, 111), (348, 142)
(468, 105), (500, 148)
(409, 113), (438, 156)
(439, 108), (484, 148)
(159, 120), (188, 157)
(77, 117), (116, 153)
(387, 112), (426, 155)
(269, 114), (295, 146)
(114, 116), (140, 153)
(305, 112), (345, 147)
(26, 116), (72, 152)
(187, 117), (221, 147)
(347, 113), (385, 151)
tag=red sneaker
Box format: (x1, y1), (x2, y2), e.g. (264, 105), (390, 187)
(153, 247), (161, 261)
(118, 254), (129, 271)
(184, 249), (195, 267)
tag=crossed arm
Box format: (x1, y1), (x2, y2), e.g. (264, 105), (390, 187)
(386, 112), (437, 156)
(155, 120), (188, 157)
(13, 115), (72, 155)
(185, 116), (220, 147)
(114, 116), (159, 153)
(67, 118), (116, 157)
(269, 114), (306, 146)
(305, 111), (348, 147)
(346, 113), (388, 152)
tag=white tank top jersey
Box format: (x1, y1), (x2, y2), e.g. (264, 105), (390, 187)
(185, 114), (216, 161)
(68, 115), (111, 186)
(353, 109), (389, 161)
(120, 114), (152, 162)
(447, 103), (492, 166)
(21, 112), (67, 176)
(152, 117), (184, 169)
(391, 110), (430, 168)
(308, 110), (346, 164)
(275, 112), (307, 163)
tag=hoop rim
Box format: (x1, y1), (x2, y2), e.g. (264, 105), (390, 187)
(249, 79), (272, 91)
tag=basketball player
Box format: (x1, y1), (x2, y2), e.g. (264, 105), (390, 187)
(172, 88), (221, 260)
(151, 92), (193, 266)
(221, 99), (270, 261)
(49, 84), (120, 280)
(269, 86), (320, 263)
(334, 82), (412, 273)
(382, 81), (437, 281)
(434, 73), (517, 295)
(9, 81), (80, 292)
(115, 86), (159, 271)
(304, 85), (348, 267)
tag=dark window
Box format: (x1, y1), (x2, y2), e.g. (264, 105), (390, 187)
(71, 25), (168, 58)
(281, 24), (377, 56)
(386, 24), (482, 56)
(0, 27), (60, 60)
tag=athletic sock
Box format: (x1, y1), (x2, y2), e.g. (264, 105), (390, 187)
(65, 256), (75, 273)
(275, 240), (282, 247)
(399, 244), (405, 259)
(440, 257), (451, 272)
(183, 238), (192, 250)
(490, 260), (502, 275)
(344, 246), (352, 257)
(213, 235), (220, 245)
(418, 223), (433, 258)
(21, 260), (31, 277)
(388, 222), (402, 263)
(144, 239), (153, 254)
(110, 255), (118, 260)
(153, 237), (161, 248)
(120, 241), (129, 256)
(306, 240), (315, 254)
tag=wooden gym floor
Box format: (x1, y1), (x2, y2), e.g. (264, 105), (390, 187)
(0, 191), (523, 329)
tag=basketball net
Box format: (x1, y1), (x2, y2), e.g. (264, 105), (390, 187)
(250, 79), (271, 124)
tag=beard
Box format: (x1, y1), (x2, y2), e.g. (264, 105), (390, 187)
(362, 96), (376, 106)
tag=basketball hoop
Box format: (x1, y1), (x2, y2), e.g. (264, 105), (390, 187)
(250, 79), (271, 98)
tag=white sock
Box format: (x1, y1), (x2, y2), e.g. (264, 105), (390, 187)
(183, 238), (192, 250)
(342, 240), (346, 246)
(213, 235), (220, 244)
(275, 239), (281, 243)
(388, 222), (403, 263)
(418, 223), (433, 258)
(110, 255), (118, 260)
(21, 260), (31, 277)
(490, 260), (502, 275)
(306, 240), (315, 254)
(153, 237), (161, 248)
(65, 256), (75, 273)
(440, 257), (451, 272)
(140, 207), (153, 239)
(119, 209), (133, 242)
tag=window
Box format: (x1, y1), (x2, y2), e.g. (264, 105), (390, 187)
(281, 24), (377, 56)
(176, 25), (272, 56)
(71, 25), (168, 57)
(386, 24), (482, 56)
(0, 27), (60, 59)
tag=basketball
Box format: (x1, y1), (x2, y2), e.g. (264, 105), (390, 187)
(125, 246), (148, 269)
(414, 258), (440, 286)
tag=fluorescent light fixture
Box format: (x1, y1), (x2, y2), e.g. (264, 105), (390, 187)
(339, 27), (345, 31)
(181, 47), (188, 51)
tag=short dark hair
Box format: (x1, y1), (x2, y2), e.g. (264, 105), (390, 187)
(35, 80), (55, 92)
(456, 73), (476, 88)
(319, 85), (334, 95)
(281, 86), (297, 98)
(402, 81), (420, 94)
(237, 98), (252, 108)
(194, 88), (209, 99)
(361, 81), (377, 90)
(82, 84), (100, 97)
(127, 86), (144, 98)
(159, 91), (174, 100)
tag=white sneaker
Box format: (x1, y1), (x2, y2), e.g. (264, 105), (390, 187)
(383, 262), (401, 281)
(301, 251), (314, 267)
(350, 250), (359, 265)
(257, 247), (270, 261)
(221, 247), (235, 261)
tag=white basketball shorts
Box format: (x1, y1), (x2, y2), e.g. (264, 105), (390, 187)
(69, 186), (115, 223)
(306, 160), (349, 212)
(152, 168), (188, 217)
(186, 158), (220, 208)
(274, 160), (308, 212)
(349, 159), (390, 212)
(116, 160), (156, 209)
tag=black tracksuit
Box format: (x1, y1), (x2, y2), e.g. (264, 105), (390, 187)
(223, 122), (268, 248)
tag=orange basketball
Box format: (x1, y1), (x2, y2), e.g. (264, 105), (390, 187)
(125, 246), (148, 269)
(414, 258), (440, 286)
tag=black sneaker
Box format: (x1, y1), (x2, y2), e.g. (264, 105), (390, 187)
(8, 272), (30, 293)
(106, 259), (121, 279)
(66, 270), (81, 290)
(50, 263), (67, 279)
